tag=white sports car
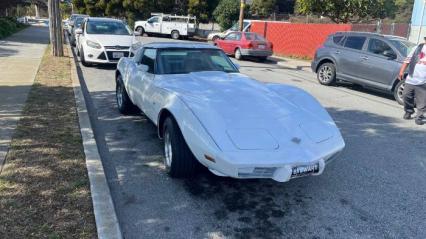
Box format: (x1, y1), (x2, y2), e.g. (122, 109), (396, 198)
(115, 43), (345, 182)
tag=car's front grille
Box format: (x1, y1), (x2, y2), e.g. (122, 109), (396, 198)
(104, 46), (130, 50)
(238, 167), (277, 178)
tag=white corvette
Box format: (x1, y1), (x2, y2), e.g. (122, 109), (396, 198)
(116, 43), (345, 182)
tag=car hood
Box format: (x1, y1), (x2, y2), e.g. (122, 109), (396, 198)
(87, 34), (134, 47)
(158, 71), (336, 151)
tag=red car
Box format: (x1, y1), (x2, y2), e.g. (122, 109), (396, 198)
(214, 32), (273, 61)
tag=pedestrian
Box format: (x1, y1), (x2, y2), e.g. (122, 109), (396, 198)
(398, 37), (426, 125)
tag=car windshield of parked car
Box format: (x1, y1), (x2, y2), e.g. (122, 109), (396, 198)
(157, 49), (239, 74)
(388, 39), (416, 57)
(244, 33), (266, 41)
(86, 21), (131, 35)
(75, 17), (84, 28)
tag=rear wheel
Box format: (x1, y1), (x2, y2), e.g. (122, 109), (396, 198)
(394, 80), (405, 105)
(171, 30), (180, 40)
(212, 35), (219, 42)
(235, 48), (243, 60)
(136, 26), (144, 36)
(258, 56), (268, 62)
(317, 62), (336, 85)
(163, 117), (198, 177)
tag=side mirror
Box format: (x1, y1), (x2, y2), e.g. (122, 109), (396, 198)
(383, 50), (396, 59)
(147, 20), (153, 24)
(137, 64), (149, 72)
(75, 28), (83, 35)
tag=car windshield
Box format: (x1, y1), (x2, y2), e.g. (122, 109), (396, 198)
(86, 21), (131, 35)
(230, 21), (249, 31)
(75, 17), (84, 28)
(157, 48), (239, 74)
(245, 32), (266, 41)
(388, 39), (416, 57)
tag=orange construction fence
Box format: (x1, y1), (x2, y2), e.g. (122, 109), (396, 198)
(251, 22), (351, 59)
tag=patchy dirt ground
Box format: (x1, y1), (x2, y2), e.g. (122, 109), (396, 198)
(0, 46), (96, 238)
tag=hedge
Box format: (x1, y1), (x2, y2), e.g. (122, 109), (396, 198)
(0, 17), (26, 39)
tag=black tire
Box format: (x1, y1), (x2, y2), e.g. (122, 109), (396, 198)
(80, 47), (91, 67)
(212, 35), (219, 42)
(171, 30), (180, 40)
(116, 75), (136, 114)
(258, 56), (268, 62)
(136, 26), (144, 36)
(235, 48), (243, 60)
(394, 80), (405, 105)
(317, 62), (336, 85)
(163, 117), (199, 178)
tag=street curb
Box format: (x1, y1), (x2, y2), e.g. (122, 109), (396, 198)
(269, 56), (312, 72)
(66, 43), (123, 239)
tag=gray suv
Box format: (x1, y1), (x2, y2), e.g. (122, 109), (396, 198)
(311, 32), (416, 104)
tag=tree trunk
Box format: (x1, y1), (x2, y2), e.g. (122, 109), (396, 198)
(35, 4), (39, 18)
(48, 0), (64, 57)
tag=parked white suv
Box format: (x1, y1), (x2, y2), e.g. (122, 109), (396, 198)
(75, 17), (138, 66)
(134, 13), (197, 39)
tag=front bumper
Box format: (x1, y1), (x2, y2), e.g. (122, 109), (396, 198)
(83, 46), (133, 64)
(203, 143), (344, 183)
(240, 49), (273, 57)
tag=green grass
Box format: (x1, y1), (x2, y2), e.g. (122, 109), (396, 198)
(0, 46), (97, 238)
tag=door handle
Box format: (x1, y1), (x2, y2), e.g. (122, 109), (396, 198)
(335, 50), (340, 54)
(360, 56), (369, 60)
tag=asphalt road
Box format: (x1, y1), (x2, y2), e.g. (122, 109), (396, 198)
(73, 36), (426, 239)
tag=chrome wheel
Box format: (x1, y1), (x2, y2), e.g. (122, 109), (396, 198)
(164, 130), (172, 169)
(235, 49), (242, 60)
(117, 83), (123, 108)
(397, 82), (405, 101)
(319, 65), (333, 83)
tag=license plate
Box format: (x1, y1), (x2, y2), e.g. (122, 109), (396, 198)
(291, 163), (319, 178)
(258, 45), (266, 49)
(112, 52), (124, 59)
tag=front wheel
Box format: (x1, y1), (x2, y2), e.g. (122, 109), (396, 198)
(116, 76), (136, 114)
(394, 80), (405, 105)
(163, 117), (199, 178)
(80, 47), (91, 67)
(317, 62), (336, 85)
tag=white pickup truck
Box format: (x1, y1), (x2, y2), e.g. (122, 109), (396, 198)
(134, 13), (197, 39)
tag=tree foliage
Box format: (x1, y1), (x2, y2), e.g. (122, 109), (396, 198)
(188, 0), (209, 23)
(213, 0), (244, 30)
(251, 0), (277, 17)
(296, 0), (398, 23)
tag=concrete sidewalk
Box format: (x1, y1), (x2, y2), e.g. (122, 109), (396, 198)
(0, 26), (49, 172)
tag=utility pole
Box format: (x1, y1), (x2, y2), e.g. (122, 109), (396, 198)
(48, 0), (64, 56)
(238, 0), (246, 31)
